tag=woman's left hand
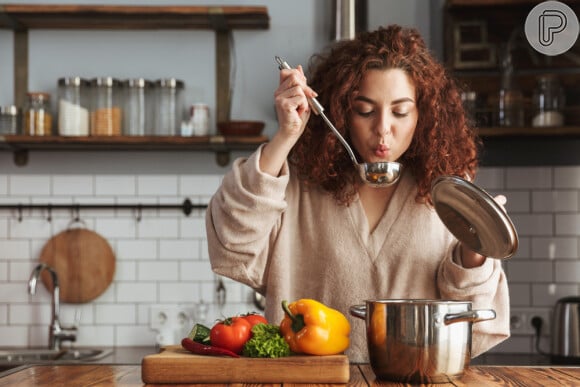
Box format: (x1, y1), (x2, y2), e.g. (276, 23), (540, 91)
(494, 194), (507, 211)
(459, 194), (508, 268)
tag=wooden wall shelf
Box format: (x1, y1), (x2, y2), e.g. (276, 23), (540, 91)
(446, 0), (554, 8)
(0, 135), (268, 166)
(0, 4), (270, 115)
(0, 4), (269, 30)
(444, 0), (580, 165)
(478, 126), (580, 137)
(0, 4), (270, 166)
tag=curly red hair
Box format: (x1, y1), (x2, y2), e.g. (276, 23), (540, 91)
(289, 25), (480, 205)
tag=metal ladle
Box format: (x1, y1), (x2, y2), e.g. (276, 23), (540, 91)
(275, 56), (403, 187)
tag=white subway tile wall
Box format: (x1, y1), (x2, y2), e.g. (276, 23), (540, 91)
(0, 172), (239, 349)
(476, 166), (580, 354)
(0, 166), (578, 355)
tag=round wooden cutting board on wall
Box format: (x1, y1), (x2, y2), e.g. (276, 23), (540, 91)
(39, 227), (115, 303)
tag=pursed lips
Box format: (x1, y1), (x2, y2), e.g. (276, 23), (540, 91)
(374, 143), (389, 158)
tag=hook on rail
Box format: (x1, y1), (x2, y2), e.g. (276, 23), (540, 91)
(135, 204), (142, 222)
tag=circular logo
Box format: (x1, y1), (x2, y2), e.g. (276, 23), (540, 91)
(525, 0), (579, 56)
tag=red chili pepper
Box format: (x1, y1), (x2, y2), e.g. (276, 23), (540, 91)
(181, 337), (240, 358)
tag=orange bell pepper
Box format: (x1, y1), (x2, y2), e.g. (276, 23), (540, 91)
(280, 299), (350, 355)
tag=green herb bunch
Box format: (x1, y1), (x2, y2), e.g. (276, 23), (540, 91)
(242, 323), (291, 358)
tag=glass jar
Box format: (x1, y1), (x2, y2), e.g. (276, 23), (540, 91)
(497, 89), (524, 127)
(532, 75), (565, 127)
(89, 77), (122, 136)
(187, 103), (210, 136)
(23, 92), (53, 135)
(0, 105), (21, 134)
(121, 78), (153, 136)
(58, 77), (90, 136)
(460, 91), (476, 122)
(153, 78), (184, 136)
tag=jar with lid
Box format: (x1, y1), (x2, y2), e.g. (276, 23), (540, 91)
(497, 46), (524, 127)
(0, 105), (21, 134)
(153, 78), (184, 136)
(121, 78), (153, 136)
(23, 92), (52, 135)
(532, 75), (565, 127)
(498, 88), (524, 127)
(89, 77), (122, 136)
(185, 103), (210, 136)
(58, 77), (90, 136)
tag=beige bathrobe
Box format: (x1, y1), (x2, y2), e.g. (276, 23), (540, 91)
(206, 145), (510, 363)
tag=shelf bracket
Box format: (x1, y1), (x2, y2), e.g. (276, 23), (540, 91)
(0, 5), (24, 30)
(210, 7), (232, 123)
(13, 150), (28, 166)
(208, 7), (228, 31)
(13, 29), (28, 108)
(215, 151), (230, 166)
(215, 30), (232, 123)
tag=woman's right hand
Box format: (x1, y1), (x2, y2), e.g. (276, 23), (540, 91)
(260, 64), (317, 177)
(274, 64), (317, 141)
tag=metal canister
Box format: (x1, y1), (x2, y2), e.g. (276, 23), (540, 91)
(153, 78), (184, 136)
(58, 77), (90, 136)
(121, 78), (153, 136)
(89, 77), (122, 136)
(0, 105), (21, 134)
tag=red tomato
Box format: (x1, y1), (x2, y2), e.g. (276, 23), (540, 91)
(209, 317), (252, 354)
(242, 313), (268, 328)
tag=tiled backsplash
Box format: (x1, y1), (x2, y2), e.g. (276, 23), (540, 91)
(1, 166), (579, 355)
(0, 173), (256, 348)
(476, 166), (580, 354)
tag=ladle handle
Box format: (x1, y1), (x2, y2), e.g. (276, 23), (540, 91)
(274, 56), (359, 165)
(275, 56), (324, 115)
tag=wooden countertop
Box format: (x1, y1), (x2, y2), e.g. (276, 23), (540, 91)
(0, 363), (579, 386)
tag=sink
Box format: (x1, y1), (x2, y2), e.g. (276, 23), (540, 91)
(0, 348), (113, 365)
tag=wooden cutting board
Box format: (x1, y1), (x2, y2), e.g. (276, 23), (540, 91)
(141, 345), (350, 384)
(39, 228), (115, 303)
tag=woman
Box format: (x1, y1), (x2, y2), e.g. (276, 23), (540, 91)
(206, 25), (509, 362)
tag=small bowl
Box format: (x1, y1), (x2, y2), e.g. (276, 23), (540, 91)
(217, 121), (265, 136)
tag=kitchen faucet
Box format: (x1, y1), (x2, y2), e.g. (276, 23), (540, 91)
(28, 263), (78, 350)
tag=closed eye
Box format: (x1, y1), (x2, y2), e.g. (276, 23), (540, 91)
(355, 109), (409, 118)
(354, 95), (415, 119)
(356, 110), (374, 117)
(393, 111), (409, 118)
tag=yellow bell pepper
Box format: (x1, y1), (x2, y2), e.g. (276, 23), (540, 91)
(280, 299), (350, 355)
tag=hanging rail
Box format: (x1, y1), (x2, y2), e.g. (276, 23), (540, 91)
(0, 198), (206, 221)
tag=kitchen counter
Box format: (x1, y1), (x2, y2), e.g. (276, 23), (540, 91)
(86, 347), (159, 364)
(471, 352), (553, 365)
(0, 346), (158, 372)
(0, 346), (559, 366)
(0, 363), (578, 386)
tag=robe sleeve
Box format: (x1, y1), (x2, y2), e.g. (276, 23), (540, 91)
(437, 245), (510, 357)
(205, 144), (289, 290)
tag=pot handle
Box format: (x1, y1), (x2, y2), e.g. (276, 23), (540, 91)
(444, 309), (496, 325)
(349, 304), (367, 320)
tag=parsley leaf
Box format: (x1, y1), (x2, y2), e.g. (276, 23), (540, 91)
(242, 323), (291, 358)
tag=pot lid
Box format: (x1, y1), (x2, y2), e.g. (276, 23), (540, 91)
(431, 175), (518, 259)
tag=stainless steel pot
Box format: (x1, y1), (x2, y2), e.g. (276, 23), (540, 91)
(551, 296), (580, 364)
(350, 299), (496, 384)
